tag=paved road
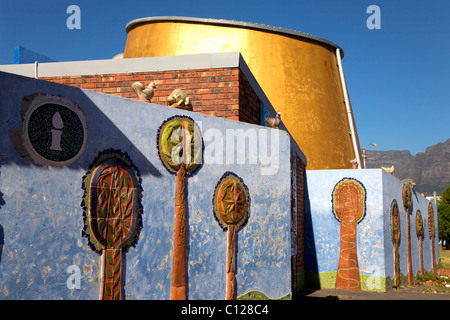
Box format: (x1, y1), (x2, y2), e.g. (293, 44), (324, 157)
(296, 286), (450, 300)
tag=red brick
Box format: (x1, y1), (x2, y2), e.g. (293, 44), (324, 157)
(201, 94), (217, 100)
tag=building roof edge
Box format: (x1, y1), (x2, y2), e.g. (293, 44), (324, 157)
(125, 16), (343, 57)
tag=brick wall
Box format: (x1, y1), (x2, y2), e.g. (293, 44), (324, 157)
(42, 67), (260, 125)
(291, 153), (306, 292)
(295, 155), (306, 272)
(238, 70), (261, 125)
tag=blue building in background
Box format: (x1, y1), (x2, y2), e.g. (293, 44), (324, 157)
(14, 46), (56, 64)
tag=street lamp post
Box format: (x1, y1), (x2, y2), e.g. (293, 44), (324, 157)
(361, 143), (377, 169)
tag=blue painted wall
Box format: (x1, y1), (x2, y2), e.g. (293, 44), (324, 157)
(382, 170), (440, 282)
(0, 71), (293, 299)
(305, 169), (439, 291)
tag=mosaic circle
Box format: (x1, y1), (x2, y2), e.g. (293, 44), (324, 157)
(156, 115), (203, 176)
(23, 97), (87, 166)
(27, 103), (84, 161)
(212, 172), (250, 231)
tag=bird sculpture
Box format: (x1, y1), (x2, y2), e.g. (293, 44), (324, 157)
(381, 165), (395, 174)
(132, 81), (156, 102)
(265, 111), (281, 129)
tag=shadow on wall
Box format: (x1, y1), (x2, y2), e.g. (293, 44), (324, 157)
(2, 74), (161, 178)
(0, 224), (4, 264)
(0, 190), (4, 209)
(0, 167), (4, 264)
(303, 174), (320, 288)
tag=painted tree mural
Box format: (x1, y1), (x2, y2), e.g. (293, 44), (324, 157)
(212, 172), (250, 300)
(402, 182), (413, 285)
(428, 203), (437, 273)
(81, 150), (142, 300)
(156, 115), (202, 300)
(416, 210), (424, 274)
(390, 199), (401, 288)
(332, 178), (366, 290)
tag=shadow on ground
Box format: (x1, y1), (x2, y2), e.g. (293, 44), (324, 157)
(294, 285), (450, 300)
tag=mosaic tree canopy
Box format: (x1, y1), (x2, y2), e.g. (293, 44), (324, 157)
(81, 150), (142, 300)
(156, 115), (202, 175)
(81, 150), (142, 253)
(416, 210), (424, 239)
(212, 171), (250, 231)
(402, 182), (413, 210)
(332, 178), (366, 224)
(390, 199), (400, 245)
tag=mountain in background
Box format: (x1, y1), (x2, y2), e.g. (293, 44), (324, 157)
(365, 139), (450, 196)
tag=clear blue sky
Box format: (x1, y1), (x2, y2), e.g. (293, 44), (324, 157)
(1, 0), (449, 155)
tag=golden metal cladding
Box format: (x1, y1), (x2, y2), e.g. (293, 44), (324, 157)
(124, 18), (361, 169)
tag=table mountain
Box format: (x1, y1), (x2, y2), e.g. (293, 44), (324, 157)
(365, 139), (450, 195)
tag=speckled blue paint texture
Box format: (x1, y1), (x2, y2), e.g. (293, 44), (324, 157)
(0, 72), (292, 299)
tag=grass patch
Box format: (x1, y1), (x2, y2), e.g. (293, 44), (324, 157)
(439, 247), (450, 269)
(237, 291), (291, 300)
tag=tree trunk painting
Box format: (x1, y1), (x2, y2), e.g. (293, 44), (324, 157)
(156, 116), (202, 300)
(428, 203), (437, 274)
(81, 150), (142, 300)
(402, 182), (413, 286)
(390, 199), (401, 289)
(332, 178), (366, 291)
(415, 210), (424, 274)
(171, 162), (187, 299)
(212, 172), (250, 300)
(227, 225), (237, 300)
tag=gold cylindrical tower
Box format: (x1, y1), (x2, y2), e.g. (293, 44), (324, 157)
(123, 17), (361, 169)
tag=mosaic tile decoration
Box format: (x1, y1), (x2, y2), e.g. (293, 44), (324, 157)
(416, 210), (425, 274)
(212, 171), (251, 231)
(428, 203), (437, 273)
(428, 203), (435, 239)
(332, 178), (366, 224)
(81, 149), (143, 300)
(390, 199), (401, 288)
(212, 171), (250, 299)
(156, 115), (203, 176)
(390, 199), (400, 245)
(21, 94), (88, 166)
(416, 210), (424, 238)
(402, 182), (414, 285)
(332, 177), (366, 291)
(156, 115), (204, 300)
(81, 149), (143, 254)
(27, 103), (85, 162)
(402, 183), (412, 210)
